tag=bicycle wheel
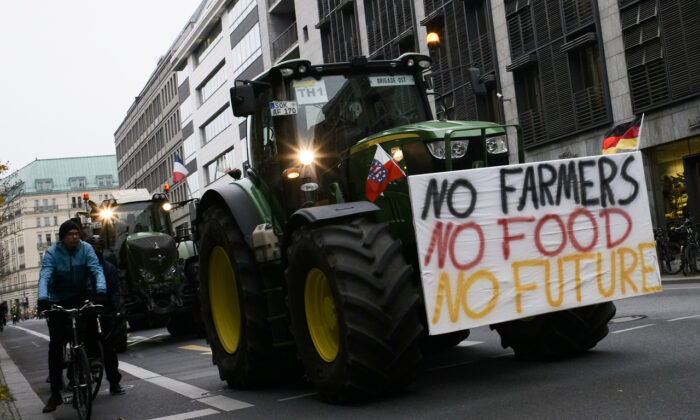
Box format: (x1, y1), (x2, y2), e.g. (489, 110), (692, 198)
(72, 347), (93, 420)
(685, 242), (700, 273)
(660, 243), (683, 275)
(90, 341), (104, 401)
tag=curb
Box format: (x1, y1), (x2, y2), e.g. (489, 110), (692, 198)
(0, 335), (52, 419)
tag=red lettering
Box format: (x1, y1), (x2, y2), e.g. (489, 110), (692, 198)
(423, 221), (454, 268)
(449, 222), (485, 271)
(497, 216), (535, 260)
(567, 208), (598, 252)
(534, 214), (567, 257)
(599, 208), (633, 248)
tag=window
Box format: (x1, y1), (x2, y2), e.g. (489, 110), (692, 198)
(52, 198), (56, 210)
(202, 107), (233, 143)
(71, 197), (77, 208)
(69, 177), (86, 190)
(46, 233), (52, 246)
(36, 218), (41, 227)
(514, 65), (546, 147)
(206, 149), (235, 183)
(569, 42), (606, 127)
(196, 21), (223, 63)
(318, 5), (360, 63)
(228, 0), (255, 29)
(96, 175), (113, 187)
(34, 200), (39, 211)
(44, 217), (50, 227)
(36, 179), (53, 192)
(199, 62), (227, 104)
(232, 24), (261, 74)
(43, 199), (48, 210)
(37, 233), (42, 244)
(53, 216), (58, 226)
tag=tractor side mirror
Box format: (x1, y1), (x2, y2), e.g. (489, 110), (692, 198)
(230, 84), (256, 116)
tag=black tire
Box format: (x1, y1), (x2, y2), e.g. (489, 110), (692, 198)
(166, 312), (195, 337)
(72, 347), (93, 420)
(286, 218), (423, 402)
(423, 330), (471, 354)
(197, 205), (274, 387)
(491, 302), (616, 361)
(659, 243), (683, 275)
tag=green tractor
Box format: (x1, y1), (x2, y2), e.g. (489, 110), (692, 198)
(193, 54), (615, 401)
(91, 189), (200, 337)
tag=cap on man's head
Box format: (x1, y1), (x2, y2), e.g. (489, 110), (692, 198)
(58, 220), (80, 240)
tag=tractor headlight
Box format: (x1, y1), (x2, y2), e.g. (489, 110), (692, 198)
(163, 265), (178, 281)
(99, 208), (114, 221)
(299, 150), (314, 165)
(162, 202), (172, 212)
(486, 136), (508, 154)
(426, 140), (469, 159)
(138, 268), (156, 282)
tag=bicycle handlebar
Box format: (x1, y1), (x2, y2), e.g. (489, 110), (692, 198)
(41, 301), (103, 317)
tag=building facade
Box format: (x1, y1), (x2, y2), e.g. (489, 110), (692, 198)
(122, 0), (700, 232)
(0, 156), (119, 316)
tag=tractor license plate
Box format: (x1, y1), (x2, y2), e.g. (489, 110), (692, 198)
(270, 101), (298, 116)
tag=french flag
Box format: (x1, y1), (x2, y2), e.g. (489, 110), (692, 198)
(365, 144), (406, 202)
(172, 153), (189, 183)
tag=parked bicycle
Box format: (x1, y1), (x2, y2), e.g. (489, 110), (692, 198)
(655, 227), (683, 275)
(676, 218), (700, 275)
(43, 301), (103, 420)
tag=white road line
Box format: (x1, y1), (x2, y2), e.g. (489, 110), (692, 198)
(611, 324), (654, 334)
(668, 314), (700, 322)
(278, 392), (317, 402)
(457, 340), (484, 347)
(11, 325), (253, 412)
(147, 408), (219, 420)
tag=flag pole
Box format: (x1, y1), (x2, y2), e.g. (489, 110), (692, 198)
(637, 113), (645, 149)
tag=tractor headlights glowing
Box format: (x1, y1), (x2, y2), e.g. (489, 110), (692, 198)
(99, 208), (114, 221)
(299, 150), (314, 165)
(486, 136), (508, 154)
(426, 140), (469, 159)
(162, 202), (173, 212)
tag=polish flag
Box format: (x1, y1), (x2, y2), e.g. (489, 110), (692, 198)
(366, 144), (406, 202)
(173, 153), (189, 183)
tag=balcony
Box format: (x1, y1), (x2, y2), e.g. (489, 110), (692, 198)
(37, 243), (50, 251)
(268, 0), (295, 14)
(271, 22), (298, 62)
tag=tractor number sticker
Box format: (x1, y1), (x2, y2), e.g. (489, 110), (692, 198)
(269, 101), (298, 116)
(293, 79), (328, 105)
(407, 152), (662, 335)
(369, 75), (415, 87)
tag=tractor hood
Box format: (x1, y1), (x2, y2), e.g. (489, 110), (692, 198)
(125, 232), (180, 285)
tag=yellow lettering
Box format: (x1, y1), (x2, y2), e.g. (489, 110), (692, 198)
(561, 253), (595, 302)
(461, 270), (499, 319)
(638, 242), (661, 292)
(512, 260), (541, 314)
(618, 247), (639, 294)
(432, 271), (463, 324)
(596, 251), (616, 298)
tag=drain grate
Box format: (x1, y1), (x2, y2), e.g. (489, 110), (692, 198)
(609, 315), (646, 323)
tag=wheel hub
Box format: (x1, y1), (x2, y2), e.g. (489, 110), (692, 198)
(305, 268), (339, 362)
(209, 246), (241, 354)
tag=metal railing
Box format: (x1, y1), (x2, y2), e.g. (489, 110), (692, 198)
(272, 22), (298, 61)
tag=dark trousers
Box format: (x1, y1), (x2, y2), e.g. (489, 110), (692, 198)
(99, 314), (122, 385)
(46, 303), (99, 396)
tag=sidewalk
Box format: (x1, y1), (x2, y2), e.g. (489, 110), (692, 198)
(0, 334), (52, 420)
(0, 274), (697, 419)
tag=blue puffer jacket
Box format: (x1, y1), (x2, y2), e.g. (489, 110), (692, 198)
(38, 241), (106, 302)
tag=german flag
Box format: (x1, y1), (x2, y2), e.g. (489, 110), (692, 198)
(602, 115), (644, 155)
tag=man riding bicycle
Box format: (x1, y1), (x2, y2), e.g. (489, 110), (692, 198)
(38, 220), (107, 413)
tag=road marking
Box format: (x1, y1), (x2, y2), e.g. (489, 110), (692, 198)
(457, 340), (484, 347)
(278, 392), (317, 402)
(147, 408), (219, 420)
(179, 344), (213, 355)
(128, 333), (169, 347)
(11, 325), (253, 412)
(667, 314), (700, 322)
(611, 324), (654, 334)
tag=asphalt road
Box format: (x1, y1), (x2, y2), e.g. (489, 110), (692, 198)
(1, 280), (699, 420)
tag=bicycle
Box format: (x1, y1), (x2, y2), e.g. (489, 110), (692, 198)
(44, 301), (103, 420)
(654, 227), (683, 275)
(676, 218), (700, 275)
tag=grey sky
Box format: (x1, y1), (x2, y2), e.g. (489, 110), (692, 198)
(0, 0), (202, 173)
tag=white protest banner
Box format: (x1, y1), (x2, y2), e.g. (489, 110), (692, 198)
(408, 151), (661, 335)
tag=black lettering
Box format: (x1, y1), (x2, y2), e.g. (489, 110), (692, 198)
(598, 157), (617, 208)
(517, 166), (539, 211)
(538, 163), (557, 207)
(618, 155), (639, 205)
(447, 179), (477, 218)
(578, 160), (599, 206)
(500, 168), (523, 214)
(421, 178), (449, 219)
(556, 161), (580, 205)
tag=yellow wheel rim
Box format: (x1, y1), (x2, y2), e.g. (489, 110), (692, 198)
(209, 246), (241, 354)
(304, 268), (339, 362)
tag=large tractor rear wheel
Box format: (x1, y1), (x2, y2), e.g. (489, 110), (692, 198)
(286, 218), (423, 402)
(491, 302), (616, 361)
(197, 205), (273, 387)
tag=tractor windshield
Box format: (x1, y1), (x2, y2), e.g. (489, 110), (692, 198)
(109, 201), (172, 238)
(287, 73), (429, 155)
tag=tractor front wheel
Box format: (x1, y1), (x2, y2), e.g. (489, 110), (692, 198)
(491, 302), (616, 360)
(286, 218), (423, 402)
(197, 205), (273, 387)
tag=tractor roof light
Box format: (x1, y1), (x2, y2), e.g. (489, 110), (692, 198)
(427, 32), (441, 49)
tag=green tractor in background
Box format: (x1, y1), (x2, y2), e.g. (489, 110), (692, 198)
(88, 189), (200, 338)
(193, 54), (615, 401)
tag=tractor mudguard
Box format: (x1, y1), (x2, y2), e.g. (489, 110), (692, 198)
(195, 182), (264, 250)
(282, 201), (380, 255)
